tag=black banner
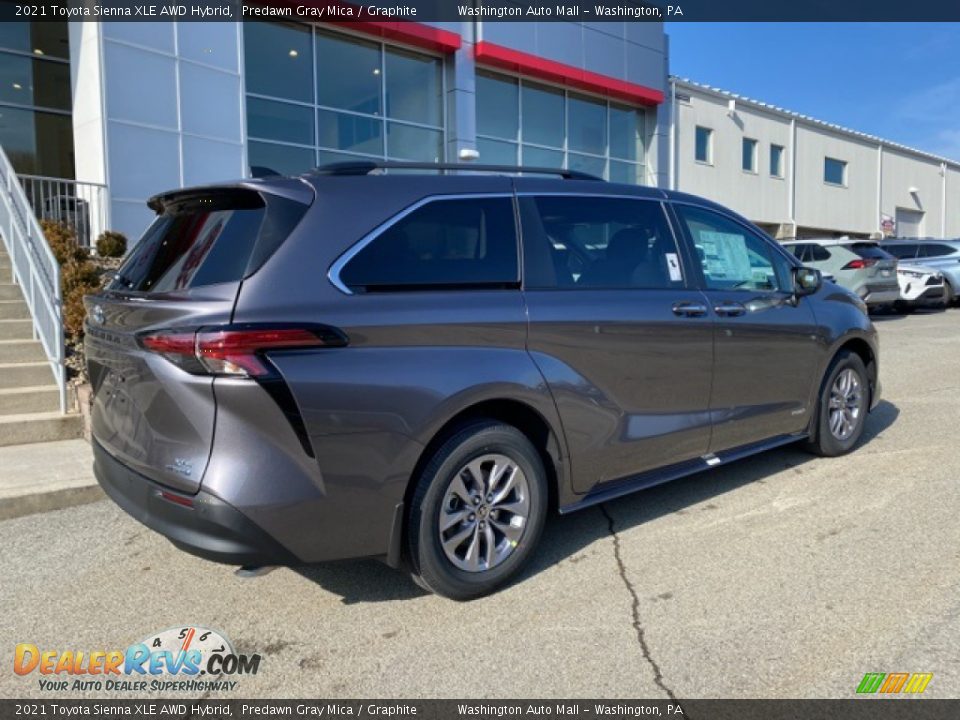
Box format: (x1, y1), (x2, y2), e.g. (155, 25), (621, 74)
(3, 700), (960, 719)
(6, 0), (960, 23)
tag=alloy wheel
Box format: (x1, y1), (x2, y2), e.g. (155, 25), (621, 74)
(828, 368), (863, 440)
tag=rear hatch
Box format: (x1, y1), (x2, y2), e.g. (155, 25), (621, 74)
(85, 184), (310, 493)
(848, 242), (898, 285)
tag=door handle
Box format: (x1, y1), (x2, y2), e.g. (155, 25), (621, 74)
(714, 301), (747, 317)
(672, 301), (708, 317)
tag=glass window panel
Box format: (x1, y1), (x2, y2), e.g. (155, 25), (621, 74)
(317, 149), (379, 166)
(770, 144), (784, 177)
(477, 137), (517, 166)
(0, 22), (69, 59)
(247, 97), (314, 145)
(695, 126), (712, 163)
(248, 140), (314, 177)
(609, 105), (642, 161)
(0, 52), (70, 110)
(522, 145), (564, 169)
(385, 47), (441, 126)
(340, 197), (518, 291)
(386, 123), (442, 162)
(609, 160), (643, 185)
(568, 94), (606, 155)
(315, 30), (382, 116)
(476, 72), (518, 141)
(522, 82), (564, 149)
(0, 107), (73, 176)
(243, 21), (312, 103)
(568, 152), (606, 179)
(742, 138), (757, 172)
(317, 109), (383, 156)
(824, 157), (846, 185)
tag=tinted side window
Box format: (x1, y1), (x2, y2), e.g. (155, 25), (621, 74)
(675, 205), (787, 292)
(113, 193), (266, 293)
(919, 243), (955, 258)
(885, 244), (917, 259)
(339, 197), (518, 292)
(850, 243), (894, 260)
(785, 244), (806, 261)
(522, 196), (684, 290)
(810, 245), (831, 261)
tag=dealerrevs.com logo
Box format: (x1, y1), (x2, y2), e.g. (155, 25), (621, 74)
(14, 626), (261, 693)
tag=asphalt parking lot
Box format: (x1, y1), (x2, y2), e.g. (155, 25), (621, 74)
(2, 308), (959, 700)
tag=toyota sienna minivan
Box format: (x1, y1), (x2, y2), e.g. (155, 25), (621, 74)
(87, 162), (880, 599)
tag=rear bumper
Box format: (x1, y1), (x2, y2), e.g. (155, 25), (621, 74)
(860, 285), (900, 305)
(93, 439), (299, 567)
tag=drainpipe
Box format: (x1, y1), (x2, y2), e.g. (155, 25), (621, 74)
(668, 79), (677, 190)
(787, 117), (796, 236)
(941, 162), (947, 238)
(876, 143), (883, 237)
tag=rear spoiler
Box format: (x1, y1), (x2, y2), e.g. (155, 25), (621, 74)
(147, 178), (314, 214)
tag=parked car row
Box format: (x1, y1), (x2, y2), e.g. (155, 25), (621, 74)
(781, 238), (958, 313)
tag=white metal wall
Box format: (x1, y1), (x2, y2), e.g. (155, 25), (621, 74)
(672, 78), (960, 239)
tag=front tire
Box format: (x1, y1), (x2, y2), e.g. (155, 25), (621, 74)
(408, 420), (548, 600)
(805, 350), (870, 457)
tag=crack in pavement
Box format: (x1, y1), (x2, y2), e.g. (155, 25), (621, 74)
(599, 504), (678, 702)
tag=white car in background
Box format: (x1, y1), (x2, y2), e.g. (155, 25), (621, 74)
(895, 262), (946, 312)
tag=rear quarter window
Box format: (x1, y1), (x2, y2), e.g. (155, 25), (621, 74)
(337, 196), (519, 292)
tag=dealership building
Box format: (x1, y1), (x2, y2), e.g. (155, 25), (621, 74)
(1, 18), (959, 242)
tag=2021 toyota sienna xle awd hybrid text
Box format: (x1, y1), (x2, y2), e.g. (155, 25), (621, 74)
(87, 162), (880, 599)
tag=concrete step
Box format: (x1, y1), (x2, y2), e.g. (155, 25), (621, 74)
(0, 385), (59, 415)
(0, 438), (102, 520)
(0, 411), (82, 447)
(0, 320), (33, 340)
(0, 339), (45, 363)
(0, 257), (10, 271)
(0, 283), (25, 301)
(0, 300), (30, 320)
(0, 362), (53, 388)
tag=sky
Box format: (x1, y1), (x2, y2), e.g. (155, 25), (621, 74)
(666, 23), (960, 160)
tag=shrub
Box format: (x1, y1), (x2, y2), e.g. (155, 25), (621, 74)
(95, 230), (127, 258)
(42, 220), (98, 339)
(41, 219), (87, 265)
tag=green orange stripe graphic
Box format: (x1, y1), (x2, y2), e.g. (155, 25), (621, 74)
(857, 672), (932, 694)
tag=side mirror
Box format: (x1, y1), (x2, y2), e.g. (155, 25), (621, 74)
(793, 266), (822, 297)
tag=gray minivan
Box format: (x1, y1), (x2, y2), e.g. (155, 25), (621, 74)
(87, 162), (881, 599)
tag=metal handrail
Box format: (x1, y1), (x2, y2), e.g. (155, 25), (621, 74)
(0, 145), (66, 413)
(17, 173), (108, 250)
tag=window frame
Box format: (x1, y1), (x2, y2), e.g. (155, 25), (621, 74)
(770, 143), (785, 178)
(668, 200), (798, 294)
(328, 193), (521, 295)
(742, 137), (758, 174)
(244, 23), (447, 173)
(695, 125), (713, 165)
(824, 156), (848, 187)
(474, 69), (647, 184)
(516, 192), (691, 292)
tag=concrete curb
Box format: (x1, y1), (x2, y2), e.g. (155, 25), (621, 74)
(0, 484), (104, 521)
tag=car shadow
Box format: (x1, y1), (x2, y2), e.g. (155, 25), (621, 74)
(294, 400), (899, 604)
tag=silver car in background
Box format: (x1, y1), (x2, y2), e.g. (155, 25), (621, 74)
(782, 239), (899, 309)
(882, 239), (960, 305)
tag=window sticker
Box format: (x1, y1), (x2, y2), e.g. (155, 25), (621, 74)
(665, 253), (682, 282)
(696, 231), (752, 282)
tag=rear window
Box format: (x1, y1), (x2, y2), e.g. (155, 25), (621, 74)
(338, 197), (519, 292)
(849, 243), (894, 260)
(111, 191), (305, 293)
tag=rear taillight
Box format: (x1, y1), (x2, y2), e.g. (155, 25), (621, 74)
(140, 325), (347, 378)
(842, 258), (878, 270)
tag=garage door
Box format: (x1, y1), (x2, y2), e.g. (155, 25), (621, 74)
(895, 208), (925, 238)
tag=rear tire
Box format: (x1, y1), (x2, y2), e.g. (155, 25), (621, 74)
(805, 350), (870, 457)
(944, 279), (956, 307)
(407, 420), (548, 600)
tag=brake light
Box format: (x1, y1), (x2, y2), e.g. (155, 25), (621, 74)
(842, 258), (878, 270)
(141, 325), (347, 378)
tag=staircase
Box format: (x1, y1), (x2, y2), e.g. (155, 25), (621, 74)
(0, 245), (82, 446)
